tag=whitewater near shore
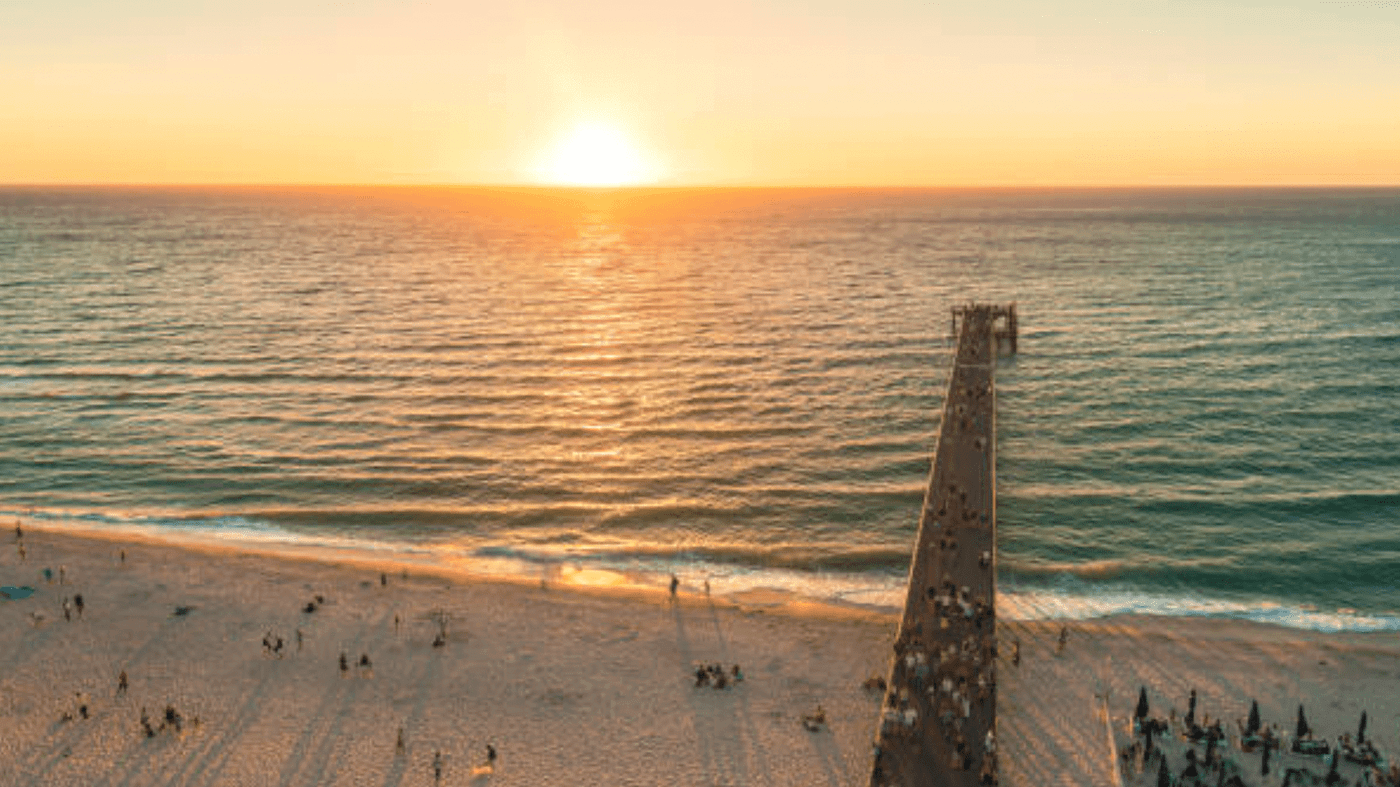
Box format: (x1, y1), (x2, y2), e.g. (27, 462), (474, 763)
(2, 527), (1397, 787)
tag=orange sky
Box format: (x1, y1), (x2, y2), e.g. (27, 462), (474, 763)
(2, 0), (1398, 186)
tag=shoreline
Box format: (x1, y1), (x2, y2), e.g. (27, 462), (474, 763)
(13, 514), (1400, 635)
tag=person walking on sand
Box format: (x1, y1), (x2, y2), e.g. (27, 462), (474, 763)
(74, 594), (84, 618)
(670, 574), (679, 599)
(486, 743), (497, 769)
(118, 670), (128, 695)
(17, 542), (25, 562)
(296, 628), (303, 652)
(396, 726), (406, 756)
(1056, 626), (1067, 655)
(339, 652), (349, 675)
(14, 520), (21, 541)
(62, 597), (72, 622)
(433, 750), (443, 784)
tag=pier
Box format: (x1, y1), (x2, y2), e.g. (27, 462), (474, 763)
(870, 303), (1013, 786)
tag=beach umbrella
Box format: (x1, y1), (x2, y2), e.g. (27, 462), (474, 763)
(1136, 687), (1150, 720)
(1247, 700), (1261, 736)
(1296, 704), (1310, 739)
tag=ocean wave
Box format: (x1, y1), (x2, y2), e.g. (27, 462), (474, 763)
(13, 507), (1400, 632)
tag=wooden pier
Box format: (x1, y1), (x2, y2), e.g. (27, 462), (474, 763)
(870, 303), (1009, 786)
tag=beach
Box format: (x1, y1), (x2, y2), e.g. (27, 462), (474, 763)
(3, 527), (1397, 786)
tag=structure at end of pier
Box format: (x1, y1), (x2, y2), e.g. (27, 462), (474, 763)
(870, 303), (1009, 787)
(952, 302), (1017, 355)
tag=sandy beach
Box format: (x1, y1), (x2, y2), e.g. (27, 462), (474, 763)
(3, 528), (1398, 787)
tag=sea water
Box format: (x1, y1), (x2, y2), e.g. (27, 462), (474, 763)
(2, 186), (1397, 631)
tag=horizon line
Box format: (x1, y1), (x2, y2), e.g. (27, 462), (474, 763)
(3, 181), (1399, 190)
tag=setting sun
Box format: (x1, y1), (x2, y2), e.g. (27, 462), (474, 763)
(536, 122), (657, 187)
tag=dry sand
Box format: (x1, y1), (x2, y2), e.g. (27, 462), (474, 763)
(2, 527), (1398, 787)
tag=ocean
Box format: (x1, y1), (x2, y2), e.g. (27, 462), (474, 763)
(2, 186), (1397, 631)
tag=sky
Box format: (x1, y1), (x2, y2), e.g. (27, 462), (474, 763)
(2, 0), (1398, 186)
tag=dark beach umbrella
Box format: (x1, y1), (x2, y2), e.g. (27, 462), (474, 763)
(1247, 700), (1261, 736)
(1296, 704), (1310, 739)
(1136, 687), (1150, 720)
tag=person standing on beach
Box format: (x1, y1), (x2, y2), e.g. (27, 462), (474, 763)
(17, 542), (25, 562)
(1056, 626), (1067, 655)
(14, 520), (21, 541)
(118, 670), (128, 695)
(432, 750), (443, 784)
(396, 726), (406, 756)
(670, 575), (679, 599)
(74, 594), (84, 619)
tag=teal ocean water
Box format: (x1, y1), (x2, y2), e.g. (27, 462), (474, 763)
(2, 186), (1397, 630)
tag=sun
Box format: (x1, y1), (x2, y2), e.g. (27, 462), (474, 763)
(536, 121), (656, 187)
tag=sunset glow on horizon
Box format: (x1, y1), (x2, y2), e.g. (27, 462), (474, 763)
(534, 122), (661, 186)
(2, 1), (1398, 186)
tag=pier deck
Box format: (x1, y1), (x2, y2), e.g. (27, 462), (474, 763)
(870, 304), (1007, 786)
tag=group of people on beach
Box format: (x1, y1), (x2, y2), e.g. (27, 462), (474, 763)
(693, 662), (743, 689)
(1125, 687), (1398, 787)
